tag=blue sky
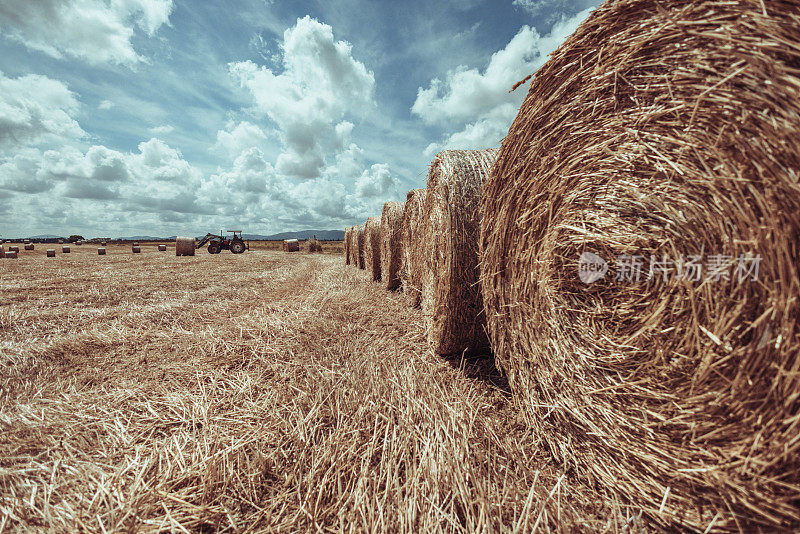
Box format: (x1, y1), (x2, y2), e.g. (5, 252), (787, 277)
(0, 0), (597, 237)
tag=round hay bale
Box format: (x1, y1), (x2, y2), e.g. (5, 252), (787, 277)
(422, 149), (497, 356)
(24, 243), (34, 251)
(46, 249), (55, 257)
(61, 245), (70, 253)
(401, 189), (426, 307)
(158, 244), (167, 252)
(305, 238), (323, 253)
(8, 246), (19, 253)
(5, 251), (18, 259)
(480, 1), (800, 530)
(97, 248), (106, 255)
(23, 239), (30, 245)
(364, 216), (381, 281)
(132, 246), (141, 254)
(344, 227), (352, 265)
(380, 201), (405, 290)
(282, 239), (299, 252)
(101, 241), (107, 247)
(355, 225), (365, 269)
(175, 237), (195, 256)
(58, 239), (64, 244)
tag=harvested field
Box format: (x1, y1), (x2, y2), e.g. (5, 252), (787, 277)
(0, 246), (622, 531)
(481, 0), (800, 530)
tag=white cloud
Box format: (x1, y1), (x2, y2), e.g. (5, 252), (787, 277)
(0, 71), (85, 153)
(413, 8), (595, 153)
(213, 121), (270, 158)
(229, 16), (375, 180)
(98, 100), (114, 110)
(0, 0), (174, 65)
(149, 124), (174, 135)
(355, 163), (397, 199)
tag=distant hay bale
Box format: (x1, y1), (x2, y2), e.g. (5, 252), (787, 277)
(401, 189), (426, 307)
(58, 239), (64, 245)
(8, 246), (19, 253)
(282, 239), (299, 252)
(132, 246), (141, 254)
(23, 240), (30, 245)
(305, 238), (323, 253)
(24, 243), (34, 251)
(380, 201), (404, 290)
(61, 245), (70, 253)
(101, 241), (107, 247)
(422, 149), (497, 355)
(355, 225), (365, 269)
(98, 248), (106, 255)
(175, 237), (195, 256)
(364, 217), (381, 281)
(46, 249), (55, 257)
(158, 244), (166, 252)
(344, 227), (352, 265)
(480, 1), (800, 530)
(5, 251), (17, 259)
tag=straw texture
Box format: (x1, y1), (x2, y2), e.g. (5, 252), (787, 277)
(380, 202), (405, 290)
(364, 217), (382, 281)
(344, 227), (352, 265)
(401, 189), (426, 307)
(480, 0), (800, 530)
(422, 149), (497, 355)
(175, 237), (195, 256)
(356, 225), (365, 269)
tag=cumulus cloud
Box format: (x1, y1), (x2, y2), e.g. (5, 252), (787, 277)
(414, 8), (595, 154)
(229, 16), (374, 181)
(355, 163), (397, 199)
(0, 0), (174, 65)
(149, 124), (174, 135)
(0, 71), (85, 153)
(213, 121), (270, 159)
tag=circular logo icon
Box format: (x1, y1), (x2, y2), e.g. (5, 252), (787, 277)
(578, 252), (608, 284)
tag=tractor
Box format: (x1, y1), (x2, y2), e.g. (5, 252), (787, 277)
(197, 231), (249, 254)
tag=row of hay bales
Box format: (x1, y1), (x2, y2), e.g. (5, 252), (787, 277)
(345, 0), (800, 529)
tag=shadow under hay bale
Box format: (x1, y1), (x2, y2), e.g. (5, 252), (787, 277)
(175, 237), (195, 256)
(422, 149), (497, 356)
(480, 0), (800, 530)
(401, 189), (426, 308)
(355, 225), (365, 269)
(364, 217), (382, 281)
(380, 201), (405, 290)
(282, 239), (299, 252)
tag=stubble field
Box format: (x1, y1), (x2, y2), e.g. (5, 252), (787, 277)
(0, 245), (623, 532)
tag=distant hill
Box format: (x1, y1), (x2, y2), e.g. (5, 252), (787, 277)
(248, 230), (344, 241)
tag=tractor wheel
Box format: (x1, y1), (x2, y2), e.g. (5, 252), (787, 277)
(230, 240), (246, 254)
(208, 243), (221, 254)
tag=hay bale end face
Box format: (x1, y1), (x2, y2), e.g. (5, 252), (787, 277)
(401, 189), (426, 307)
(175, 237), (195, 256)
(24, 243), (34, 251)
(364, 217), (381, 281)
(282, 239), (299, 252)
(61, 246), (70, 253)
(380, 201), (405, 290)
(46, 249), (55, 257)
(422, 149), (497, 356)
(480, 1), (800, 529)
(132, 246), (141, 254)
(97, 248), (106, 255)
(158, 244), (167, 252)
(355, 225), (365, 269)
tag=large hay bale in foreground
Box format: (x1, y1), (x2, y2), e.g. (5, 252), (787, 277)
(481, 1), (800, 530)
(282, 239), (299, 252)
(380, 201), (405, 290)
(355, 225), (365, 269)
(364, 217), (381, 281)
(401, 189), (426, 307)
(422, 149), (497, 355)
(175, 237), (195, 256)
(344, 227), (352, 265)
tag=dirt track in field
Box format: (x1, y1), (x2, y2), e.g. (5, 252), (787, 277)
(0, 246), (617, 532)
